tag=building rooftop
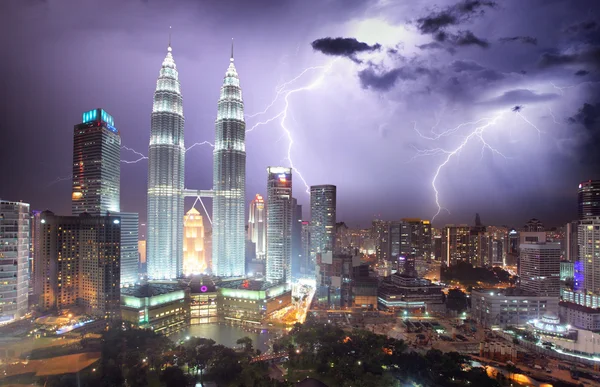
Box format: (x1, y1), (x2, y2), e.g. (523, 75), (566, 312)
(473, 287), (538, 297)
(560, 301), (600, 314)
(121, 283), (185, 298)
(217, 279), (274, 291)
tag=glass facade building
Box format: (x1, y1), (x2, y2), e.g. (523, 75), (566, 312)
(310, 185), (336, 260)
(212, 46), (246, 278)
(147, 43), (185, 280)
(117, 212), (139, 287)
(0, 200), (30, 324)
(266, 167), (292, 284)
(578, 180), (600, 220)
(248, 194), (266, 260)
(72, 108), (120, 216)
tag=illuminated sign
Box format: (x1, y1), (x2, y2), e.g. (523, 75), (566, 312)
(82, 109), (98, 123)
(278, 174), (287, 183)
(200, 285), (208, 293)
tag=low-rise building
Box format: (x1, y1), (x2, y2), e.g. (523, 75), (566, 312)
(216, 279), (291, 325)
(377, 273), (445, 314)
(188, 277), (217, 324)
(120, 283), (189, 335)
(559, 301), (600, 331)
(471, 287), (558, 328)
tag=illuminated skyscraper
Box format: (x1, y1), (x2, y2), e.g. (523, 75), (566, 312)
(248, 194), (266, 260)
(72, 108), (120, 216)
(310, 185), (336, 261)
(212, 42), (246, 277)
(579, 217), (600, 294)
(579, 180), (600, 220)
(441, 224), (470, 266)
(184, 207), (206, 275)
(147, 41), (185, 280)
(519, 242), (560, 297)
(0, 200), (30, 324)
(266, 167), (292, 284)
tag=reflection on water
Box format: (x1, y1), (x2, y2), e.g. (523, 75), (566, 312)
(169, 323), (280, 353)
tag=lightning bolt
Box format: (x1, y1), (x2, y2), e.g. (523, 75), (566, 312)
(551, 80), (600, 95)
(516, 112), (542, 138)
(186, 141), (214, 152)
(46, 174), (73, 188)
(245, 60), (338, 193)
(414, 113), (506, 220)
(190, 195), (212, 225)
(547, 107), (562, 125)
(121, 145), (148, 164)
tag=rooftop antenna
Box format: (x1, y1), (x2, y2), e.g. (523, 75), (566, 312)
(230, 38), (234, 62)
(168, 26), (172, 52)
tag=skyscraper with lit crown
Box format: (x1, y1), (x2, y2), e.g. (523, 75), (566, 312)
(147, 39), (185, 280)
(212, 41), (246, 277)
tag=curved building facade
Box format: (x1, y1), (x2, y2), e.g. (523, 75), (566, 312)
(147, 44), (185, 280)
(212, 46), (246, 277)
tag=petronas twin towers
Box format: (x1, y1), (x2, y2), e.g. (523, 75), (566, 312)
(147, 40), (246, 280)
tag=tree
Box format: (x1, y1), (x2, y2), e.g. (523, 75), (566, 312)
(160, 366), (190, 387)
(446, 288), (468, 312)
(236, 336), (254, 354)
(185, 337), (215, 382)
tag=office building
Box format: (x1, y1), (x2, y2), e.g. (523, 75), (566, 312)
(183, 207), (206, 275)
(120, 283), (189, 335)
(0, 200), (30, 324)
(118, 212), (139, 287)
(559, 302), (600, 331)
(30, 210), (42, 300)
(441, 225), (470, 266)
(266, 167), (292, 284)
(36, 211), (121, 318)
(316, 251), (361, 309)
(248, 194), (266, 260)
(72, 108), (120, 216)
(216, 279), (291, 325)
(471, 288), (558, 328)
(399, 218), (432, 261)
(524, 218), (545, 232)
(212, 45), (246, 278)
(519, 243), (560, 297)
(300, 221), (311, 276)
(291, 198), (303, 280)
(372, 219), (390, 262)
(378, 273), (445, 314)
(310, 185), (336, 261)
(563, 221), (578, 262)
(147, 41), (185, 280)
(579, 217), (600, 294)
(578, 180), (600, 220)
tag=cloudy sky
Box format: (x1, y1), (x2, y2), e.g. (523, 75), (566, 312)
(1, 0), (599, 229)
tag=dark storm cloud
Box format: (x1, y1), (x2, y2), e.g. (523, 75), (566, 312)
(451, 59), (485, 72)
(481, 89), (559, 106)
(512, 105), (522, 112)
(416, 0), (496, 34)
(568, 101), (600, 165)
(499, 36), (538, 45)
(565, 20), (598, 34)
(357, 67), (422, 91)
(311, 37), (381, 62)
(575, 69), (590, 76)
(432, 30), (489, 48)
(417, 41), (457, 54)
(538, 48), (600, 69)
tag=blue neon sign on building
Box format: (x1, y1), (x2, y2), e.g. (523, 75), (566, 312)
(82, 108), (115, 127)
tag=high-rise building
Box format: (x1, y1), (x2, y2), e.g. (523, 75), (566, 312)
(35, 211), (121, 317)
(72, 108), (120, 216)
(310, 185), (336, 260)
(248, 194), (266, 260)
(563, 221), (578, 262)
(441, 225), (470, 266)
(118, 212), (139, 286)
(316, 251), (361, 309)
(212, 43), (246, 278)
(519, 242), (560, 297)
(266, 167), (292, 284)
(147, 41), (185, 280)
(30, 210), (42, 298)
(578, 180), (600, 220)
(291, 198), (303, 280)
(138, 240), (147, 275)
(399, 218), (432, 261)
(579, 218), (600, 294)
(183, 207), (206, 275)
(372, 219), (390, 262)
(300, 221), (311, 276)
(524, 218), (545, 232)
(0, 200), (30, 324)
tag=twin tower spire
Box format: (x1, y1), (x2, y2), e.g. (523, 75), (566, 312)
(146, 28), (246, 280)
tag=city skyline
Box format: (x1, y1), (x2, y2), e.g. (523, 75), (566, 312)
(2, 1), (600, 228)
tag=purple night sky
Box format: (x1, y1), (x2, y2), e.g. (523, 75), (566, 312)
(1, 0), (599, 230)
